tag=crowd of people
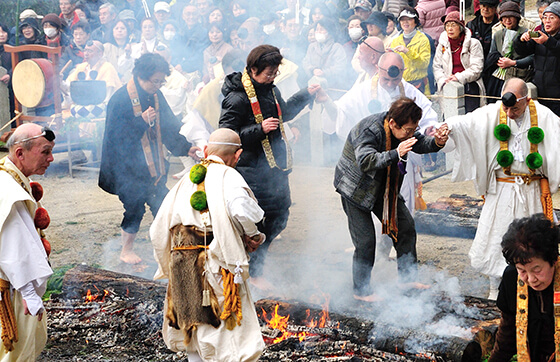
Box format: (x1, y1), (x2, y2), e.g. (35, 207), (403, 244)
(2, 0), (560, 361)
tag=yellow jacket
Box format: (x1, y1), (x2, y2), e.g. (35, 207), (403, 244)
(390, 31), (431, 82)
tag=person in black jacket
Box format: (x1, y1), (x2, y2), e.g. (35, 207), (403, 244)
(219, 44), (323, 290)
(489, 214), (558, 361)
(514, 2), (560, 116)
(467, 0), (499, 87)
(99, 53), (199, 264)
(334, 98), (448, 302)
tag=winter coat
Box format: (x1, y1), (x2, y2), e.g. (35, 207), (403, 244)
(219, 72), (312, 213)
(514, 30), (560, 116)
(415, 0), (446, 45)
(302, 37), (348, 91)
(382, 0), (410, 17)
(390, 31), (432, 82)
(466, 13), (499, 58)
(433, 28), (486, 107)
(484, 26), (533, 83)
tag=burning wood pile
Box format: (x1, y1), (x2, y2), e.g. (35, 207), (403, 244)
(39, 265), (501, 361)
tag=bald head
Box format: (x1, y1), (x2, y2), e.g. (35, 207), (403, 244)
(379, 52), (405, 70)
(205, 128), (243, 167)
(6, 123), (55, 177)
(378, 52), (404, 90)
(358, 36), (385, 75)
(502, 77), (528, 99)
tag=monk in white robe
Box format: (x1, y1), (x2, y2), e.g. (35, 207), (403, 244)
(0, 124), (55, 361)
(444, 78), (560, 299)
(151, 128), (266, 362)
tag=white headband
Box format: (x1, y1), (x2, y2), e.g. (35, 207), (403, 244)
(208, 141), (242, 147)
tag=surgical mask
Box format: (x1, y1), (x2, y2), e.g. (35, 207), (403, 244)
(348, 27), (362, 41)
(263, 24), (275, 35)
(315, 32), (328, 43)
(163, 31), (176, 41)
(44, 28), (57, 38)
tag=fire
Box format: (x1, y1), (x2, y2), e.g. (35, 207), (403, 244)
(83, 286), (110, 303)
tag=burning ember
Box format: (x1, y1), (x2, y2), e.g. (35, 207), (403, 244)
(84, 285), (111, 303)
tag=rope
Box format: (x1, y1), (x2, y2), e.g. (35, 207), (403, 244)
(427, 93), (560, 102)
(540, 178), (554, 223)
(0, 279), (18, 352)
(171, 245), (209, 251)
(219, 268), (242, 330)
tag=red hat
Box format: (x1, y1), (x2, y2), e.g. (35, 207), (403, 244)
(443, 11), (465, 27)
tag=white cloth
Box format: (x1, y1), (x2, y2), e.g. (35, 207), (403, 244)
(0, 157), (52, 361)
(446, 101), (560, 277)
(150, 156), (265, 361)
(161, 68), (190, 117)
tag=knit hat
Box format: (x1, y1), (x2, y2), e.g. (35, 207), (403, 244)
(498, 1), (521, 19)
(443, 10), (465, 27)
(354, 0), (373, 12)
(441, 6), (459, 23)
(42, 13), (64, 29)
(544, 2), (560, 18)
(479, 0), (500, 7)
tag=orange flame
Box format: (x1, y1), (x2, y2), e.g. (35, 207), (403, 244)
(83, 286), (110, 303)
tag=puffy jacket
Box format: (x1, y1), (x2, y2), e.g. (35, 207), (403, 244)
(514, 31), (560, 116)
(219, 72), (312, 213)
(433, 28), (486, 107)
(415, 0), (445, 45)
(390, 30), (431, 82)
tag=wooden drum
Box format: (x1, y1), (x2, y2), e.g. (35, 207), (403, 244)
(12, 58), (55, 108)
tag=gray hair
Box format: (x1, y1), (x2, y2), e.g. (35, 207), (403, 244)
(99, 3), (117, 15)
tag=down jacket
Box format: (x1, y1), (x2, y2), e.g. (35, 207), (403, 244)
(219, 72), (312, 213)
(433, 28), (486, 107)
(415, 0), (446, 46)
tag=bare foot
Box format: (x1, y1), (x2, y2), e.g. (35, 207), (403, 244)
(120, 250), (142, 264)
(400, 282), (431, 290)
(353, 294), (384, 302)
(249, 277), (275, 291)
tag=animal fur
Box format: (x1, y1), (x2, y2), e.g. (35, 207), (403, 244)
(167, 224), (221, 346)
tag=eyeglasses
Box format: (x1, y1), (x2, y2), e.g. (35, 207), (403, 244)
(358, 36), (384, 54)
(14, 126), (56, 144)
(265, 70), (280, 79)
(149, 78), (167, 86)
(398, 125), (420, 135)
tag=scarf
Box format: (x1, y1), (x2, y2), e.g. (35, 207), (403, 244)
(449, 33), (465, 74)
(126, 78), (166, 183)
(381, 119), (400, 239)
(241, 70), (292, 171)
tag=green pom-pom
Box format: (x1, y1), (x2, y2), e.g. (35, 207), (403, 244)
(496, 150), (514, 167)
(190, 191), (208, 211)
(189, 164), (207, 184)
(527, 127), (544, 144)
(526, 152), (543, 169)
(494, 124), (511, 141)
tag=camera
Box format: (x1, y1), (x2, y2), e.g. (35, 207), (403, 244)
(529, 31), (539, 38)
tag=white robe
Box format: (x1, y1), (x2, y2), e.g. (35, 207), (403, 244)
(446, 101), (560, 278)
(150, 156), (265, 361)
(323, 78), (439, 213)
(0, 158), (52, 362)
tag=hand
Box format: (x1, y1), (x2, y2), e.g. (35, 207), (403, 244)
(397, 137), (418, 157)
(142, 107), (157, 124)
(444, 74), (458, 84)
(393, 45), (408, 54)
(424, 126), (436, 136)
(261, 117), (279, 134)
(291, 126), (300, 143)
(243, 233), (264, 253)
(124, 43), (132, 57)
(434, 123), (449, 146)
(22, 299), (43, 321)
(497, 57), (516, 69)
(0, 74), (10, 84)
(309, 84), (329, 102)
(313, 68), (324, 77)
(532, 31), (549, 44)
(520, 31), (532, 42)
(188, 146), (201, 161)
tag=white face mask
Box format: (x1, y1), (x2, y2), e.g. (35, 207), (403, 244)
(348, 27), (362, 41)
(315, 32), (328, 43)
(44, 27), (57, 38)
(263, 24), (275, 35)
(163, 31), (176, 41)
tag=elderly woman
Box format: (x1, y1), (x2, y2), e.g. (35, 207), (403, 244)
(104, 20), (135, 82)
(219, 44), (323, 290)
(485, 1), (533, 100)
(390, 7), (431, 92)
(434, 11), (485, 112)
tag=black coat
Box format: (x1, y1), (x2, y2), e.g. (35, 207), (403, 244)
(219, 71), (312, 213)
(99, 77), (191, 196)
(514, 31), (560, 116)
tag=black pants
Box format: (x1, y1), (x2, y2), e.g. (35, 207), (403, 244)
(249, 208), (290, 277)
(118, 179), (169, 234)
(341, 195), (418, 296)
